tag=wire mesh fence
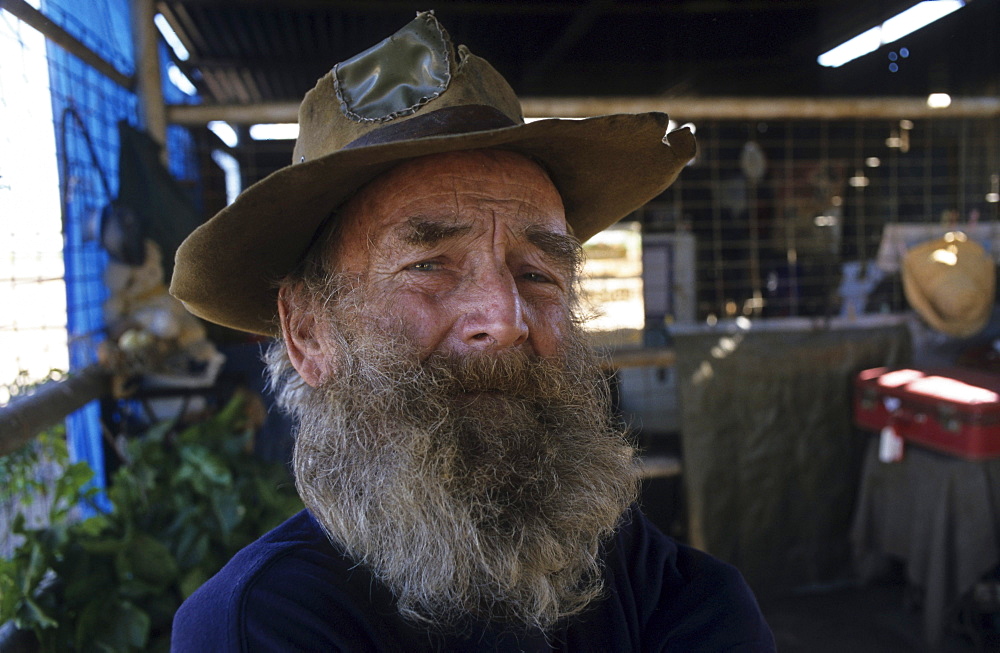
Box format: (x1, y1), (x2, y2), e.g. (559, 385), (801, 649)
(645, 115), (1000, 324)
(200, 112), (1000, 341)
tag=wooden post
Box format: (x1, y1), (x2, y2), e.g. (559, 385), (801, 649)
(131, 0), (167, 158)
(0, 366), (110, 457)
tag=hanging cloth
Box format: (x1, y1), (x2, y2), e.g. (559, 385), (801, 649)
(114, 121), (202, 282)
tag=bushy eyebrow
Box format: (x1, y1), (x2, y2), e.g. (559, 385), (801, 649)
(396, 217), (472, 246)
(524, 224), (583, 275)
(390, 217), (581, 275)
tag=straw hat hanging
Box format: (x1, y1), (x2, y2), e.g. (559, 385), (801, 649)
(901, 231), (995, 337)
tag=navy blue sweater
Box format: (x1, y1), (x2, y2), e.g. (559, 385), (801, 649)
(172, 508), (775, 652)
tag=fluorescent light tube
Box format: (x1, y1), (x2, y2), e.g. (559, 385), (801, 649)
(167, 63), (197, 96)
(208, 121), (239, 148)
(818, 1), (965, 68)
(818, 26), (882, 68)
(881, 1), (964, 43)
(154, 13), (189, 61)
(249, 123), (300, 140)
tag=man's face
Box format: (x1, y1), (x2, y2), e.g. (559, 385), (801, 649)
(325, 149), (578, 366)
(276, 149), (636, 630)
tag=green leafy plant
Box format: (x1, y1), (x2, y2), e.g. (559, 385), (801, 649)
(0, 392), (302, 651)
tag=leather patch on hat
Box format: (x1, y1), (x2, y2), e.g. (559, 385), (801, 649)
(333, 12), (452, 123)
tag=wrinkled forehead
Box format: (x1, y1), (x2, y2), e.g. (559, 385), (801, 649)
(330, 149), (571, 258)
(358, 149), (564, 217)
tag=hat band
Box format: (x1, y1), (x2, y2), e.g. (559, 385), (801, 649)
(343, 104), (518, 150)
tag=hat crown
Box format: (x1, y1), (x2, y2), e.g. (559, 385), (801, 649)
(170, 13), (696, 336)
(292, 12), (524, 164)
(334, 11), (451, 123)
(931, 276), (983, 317)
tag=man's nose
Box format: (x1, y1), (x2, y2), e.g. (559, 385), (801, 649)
(455, 265), (529, 350)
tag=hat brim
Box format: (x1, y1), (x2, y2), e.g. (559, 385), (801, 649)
(170, 112), (696, 336)
(903, 280), (992, 338)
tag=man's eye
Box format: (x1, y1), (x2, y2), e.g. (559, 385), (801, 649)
(522, 271), (552, 283)
(410, 261), (439, 271)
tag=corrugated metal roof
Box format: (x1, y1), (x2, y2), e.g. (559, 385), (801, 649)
(155, 0), (999, 107)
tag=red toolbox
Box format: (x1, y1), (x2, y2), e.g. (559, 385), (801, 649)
(853, 366), (1000, 460)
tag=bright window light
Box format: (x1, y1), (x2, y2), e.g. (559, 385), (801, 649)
(0, 6), (69, 398)
(154, 13), (189, 61)
(927, 93), (952, 108)
(249, 123), (300, 140)
(207, 120), (238, 148)
(579, 222), (644, 332)
(167, 62), (197, 96)
(818, 1), (965, 68)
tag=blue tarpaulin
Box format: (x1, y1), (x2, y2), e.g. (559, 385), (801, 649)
(40, 0), (198, 511)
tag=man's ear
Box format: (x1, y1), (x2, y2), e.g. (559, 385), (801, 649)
(278, 285), (335, 387)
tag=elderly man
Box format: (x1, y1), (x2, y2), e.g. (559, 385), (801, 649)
(170, 12), (775, 652)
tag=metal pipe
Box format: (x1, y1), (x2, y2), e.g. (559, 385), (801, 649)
(0, 0), (133, 90)
(166, 96), (1000, 126)
(636, 455), (683, 480)
(523, 96), (1000, 120)
(0, 345), (670, 455)
(131, 0), (167, 150)
(602, 348), (677, 371)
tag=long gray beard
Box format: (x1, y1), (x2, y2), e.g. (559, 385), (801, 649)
(291, 317), (638, 632)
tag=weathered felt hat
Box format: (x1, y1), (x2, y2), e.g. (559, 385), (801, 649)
(902, 231), (995, 337)
(170, 11), (697, 336)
